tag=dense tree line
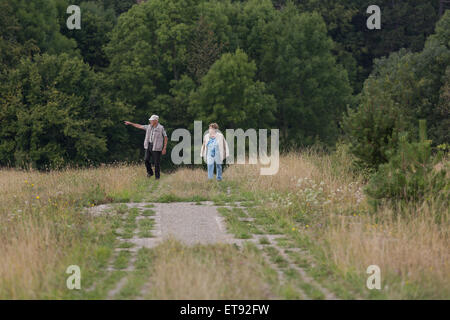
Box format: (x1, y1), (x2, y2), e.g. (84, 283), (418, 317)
(0, 0), (448, 169)
(342, 11), (450, 170)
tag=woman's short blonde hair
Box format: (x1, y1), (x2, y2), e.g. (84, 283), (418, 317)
(209, 123), (219, 130)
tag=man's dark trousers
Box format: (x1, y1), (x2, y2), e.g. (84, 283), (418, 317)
(144, 143), (162, 179)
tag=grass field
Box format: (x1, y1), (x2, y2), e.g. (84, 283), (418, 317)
(0, 150), (448, 299)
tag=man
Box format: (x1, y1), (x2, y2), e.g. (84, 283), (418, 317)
(124, 115), (168, 179)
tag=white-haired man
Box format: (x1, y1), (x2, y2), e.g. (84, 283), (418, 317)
(124, 115), (168, 179)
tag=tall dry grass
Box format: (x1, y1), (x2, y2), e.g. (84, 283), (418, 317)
(325, 202), (449, 298)
(0, 165), (142, 299)
(145, 239), (275, 299)
(1, 150), (448, 299)
(250, 151), (448, 298)
(162, 150), (448, 298)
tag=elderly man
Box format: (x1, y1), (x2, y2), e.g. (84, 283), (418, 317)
(124, 115), (168, 179)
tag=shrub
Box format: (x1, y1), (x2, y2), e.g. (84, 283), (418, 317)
(365, 121), (448, 209)
(341, 76), (409, 170)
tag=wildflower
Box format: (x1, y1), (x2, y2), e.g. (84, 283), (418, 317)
(305, 224), (309, 228)
(36, 196), (40, 200)
(292, 227), (296, 231)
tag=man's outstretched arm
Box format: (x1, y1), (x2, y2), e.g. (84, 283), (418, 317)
(124, 121), (146, 130)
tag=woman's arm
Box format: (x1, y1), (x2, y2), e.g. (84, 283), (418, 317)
(200, 134), (209, 157)
(221, 134), (230, 159)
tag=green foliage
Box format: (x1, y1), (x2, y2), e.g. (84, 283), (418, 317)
(189, 49), (276, 129)
(0, 0), (447, 169)
(103, 0), (136, 15)
(0, 1), (37, 72)
(436, 66), (450, 144)
(186, 16), (224, 83)
(343, 12), (450, 169)
(62, 1), (117, 70)
(105, 0), (352, 147)
(365, 122), (448, 208)
(105, 0), (201, 118)
(293, 0), (440, 93)
(427, 9), (450, 49)
(259, 4), (352, 146)
(342, 52), (412, 170)
(8, 0), (77, 55)
(0, 53), (131, 169)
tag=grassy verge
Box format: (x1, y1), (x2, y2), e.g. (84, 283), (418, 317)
(0, 164), (148, 299)
(143, 152), (449, 299)
(1, 150), (448, 299)
(142, 239), (278, 299)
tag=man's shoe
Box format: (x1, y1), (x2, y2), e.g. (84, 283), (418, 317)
(147, 173), (153, 178)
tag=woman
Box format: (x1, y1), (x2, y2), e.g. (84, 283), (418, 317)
(200, 123), (229, 181)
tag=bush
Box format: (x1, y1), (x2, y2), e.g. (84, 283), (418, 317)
(341, 75), (409, 170)
(365, 121), (448, 209)
(343, 12), (450, 170)
(0, 53), (132, 169)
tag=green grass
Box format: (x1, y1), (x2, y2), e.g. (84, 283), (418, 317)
(113, 248), (155, 299)
(156, 194), (185, 203)
(122, 220), (137, 229)
(81, 270), (127, 299)
(141, 209), (155, 216)
(239, 201), (257, 207)
(113, 250), (132, 270)
(56, 214), (125, 299)
(278, 284), (304, 299)
(113, 204), (128, 215)
(264, 246), (289, 269)
(84, 171), (360, 300)
(117, 242), (135, 249)
(108, 189), (131, 203)
(217, 207), (256, 239)
(230, 207), (248, 218)
(119, 231), (134, 239)
(285, 250), (309, 268)
(138, 218), (154, 238)
(275, 238), (296, 248)
(248, 208), (284, 234)
(128, 207), (140, 216)
(284, 268), (325, 300)
(12, 162), (396, 300)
